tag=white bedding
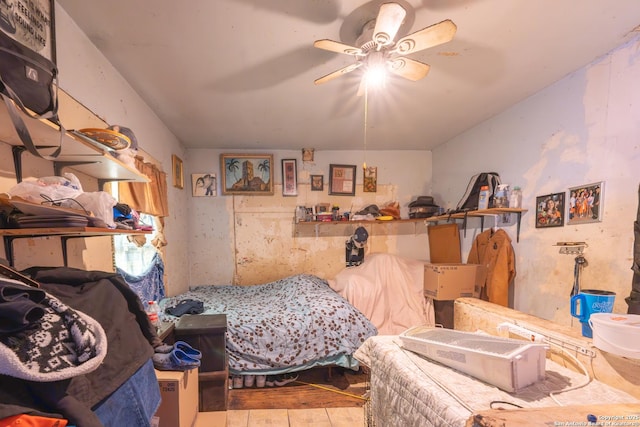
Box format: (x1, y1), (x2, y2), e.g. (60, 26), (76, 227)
(355, 335), (639, 427)
(328, 253), (434, 335)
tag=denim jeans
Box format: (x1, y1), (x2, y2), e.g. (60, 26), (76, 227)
(93, 359), (160, 427)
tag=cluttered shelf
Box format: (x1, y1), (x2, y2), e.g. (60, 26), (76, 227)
(293, 208), (528, 240)
(293, 217), (430, 238)
(0, 89), (149, 185)
(0, 227), (152, 237)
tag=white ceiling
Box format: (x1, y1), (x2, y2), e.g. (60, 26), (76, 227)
(57, 0), (640, 151)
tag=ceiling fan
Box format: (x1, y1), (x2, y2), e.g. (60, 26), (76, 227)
(313, 2), (456, 92)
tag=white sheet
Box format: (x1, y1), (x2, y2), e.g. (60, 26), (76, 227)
(327, 253), (434, 335)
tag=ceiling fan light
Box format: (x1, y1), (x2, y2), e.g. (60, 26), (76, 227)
(364, 67), (387, 89)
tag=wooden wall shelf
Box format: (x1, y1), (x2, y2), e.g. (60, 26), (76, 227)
(0, 227), (151, 267)
(293, 208), (527, 241)
(0, 90), (149, 186)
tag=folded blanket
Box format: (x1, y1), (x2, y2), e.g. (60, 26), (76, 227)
(0, 278), (107, 382)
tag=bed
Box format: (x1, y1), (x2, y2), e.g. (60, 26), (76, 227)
(356, 298), (640, 427)
(160, 273), (378, 375)
(356, 335), (639, 427)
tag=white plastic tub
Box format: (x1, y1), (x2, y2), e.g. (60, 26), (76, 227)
(399, 326), (547, 392)
(589, 313), (640, 359)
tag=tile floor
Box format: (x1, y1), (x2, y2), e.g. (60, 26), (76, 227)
(195, 407), (365, 427)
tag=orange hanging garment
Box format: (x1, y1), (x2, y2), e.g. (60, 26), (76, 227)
(467, 228), (515, 307)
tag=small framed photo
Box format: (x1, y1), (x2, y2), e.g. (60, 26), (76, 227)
(172, 155), (184, 189)
(363, 166), (377, 193)
(220, 153), (274, 195)
(302, 148), (315, 162)
(329, 164), (356, 196)
(535, 192), (565, 228)
(567, 182), (604, 224)
(310, 174), (324, 191)
(282, 159), (298, 196)
(192, 173), (216, 197)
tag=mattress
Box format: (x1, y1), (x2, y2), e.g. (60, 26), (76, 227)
(355, 335), (639, 427)
(161, 274), (377, 375)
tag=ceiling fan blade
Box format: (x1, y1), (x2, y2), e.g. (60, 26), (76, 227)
(373, 2), (407, 47)
(392, 19), (457, 55)
(313, 39), (363, 56)
(314, 62), (363, 85)
(387, 57), (430, 81)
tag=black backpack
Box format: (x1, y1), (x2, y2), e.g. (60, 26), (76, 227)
(455, 172), (502, 211)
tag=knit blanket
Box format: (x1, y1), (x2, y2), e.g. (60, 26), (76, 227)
(0, 277), (107, 382)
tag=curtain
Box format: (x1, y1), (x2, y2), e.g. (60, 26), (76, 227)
(118, 157), (169, 217)
(116, 251), (166, 304)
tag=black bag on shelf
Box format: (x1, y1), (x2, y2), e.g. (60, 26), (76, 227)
(455, 172), (502, 211)
(0, 4), (63, 160)
(0, 32), (58, 118)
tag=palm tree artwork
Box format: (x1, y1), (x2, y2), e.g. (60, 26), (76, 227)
(221, 155), (273, 195)
(258, 160), (270, 183)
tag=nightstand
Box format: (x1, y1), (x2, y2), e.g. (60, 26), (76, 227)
(174, 314), (228, 411)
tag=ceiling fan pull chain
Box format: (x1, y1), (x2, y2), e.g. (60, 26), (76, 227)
(363, 84), (368, 170)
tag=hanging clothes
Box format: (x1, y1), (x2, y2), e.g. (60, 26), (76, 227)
(467, 228), (515, 307)
(116, 251), (166, 304)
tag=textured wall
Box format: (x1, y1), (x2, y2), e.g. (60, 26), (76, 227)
(433, 35), (640, 332)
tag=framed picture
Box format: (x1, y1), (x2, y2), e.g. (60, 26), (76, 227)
(310, 174), (324, 191)
(220, 154), (274, 195)
(567, 182), (604, 224)
(282, 159), (298, 196)
(302, 148), (315, 162)
(172, 155), (184, 189)
(329, 164), (356, 196)
(1, 0), (57, 63)
(535, 192), (565, 228)
(191, 173), (216, 197)
(363, 166), (377, 193)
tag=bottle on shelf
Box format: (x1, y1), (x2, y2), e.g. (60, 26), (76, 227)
(478, 186), (490, 210)
(147, 300), (160, 329)
(509, 186), (523, 209)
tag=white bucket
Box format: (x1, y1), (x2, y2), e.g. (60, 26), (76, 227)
(589, 313), (640, 359)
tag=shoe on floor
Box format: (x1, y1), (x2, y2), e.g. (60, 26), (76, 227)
(264, 373), (299, 387)
(265, 375), (277, 387)
(274, 373), (298, 386)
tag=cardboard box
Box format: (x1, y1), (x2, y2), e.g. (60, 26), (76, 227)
(155, 368), (199, 427)
(423, 263), (485, 300)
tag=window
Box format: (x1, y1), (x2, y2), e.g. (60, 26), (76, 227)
(113, 213), (158, 275)
(110, 185), (159, 275)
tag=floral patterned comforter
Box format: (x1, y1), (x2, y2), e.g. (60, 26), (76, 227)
(161, 274), (377, 374)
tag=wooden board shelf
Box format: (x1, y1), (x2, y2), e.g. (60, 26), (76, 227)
(0, 90), (149, 184)
(0, 227), (151, 267)
(293, 208), (528, 241)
